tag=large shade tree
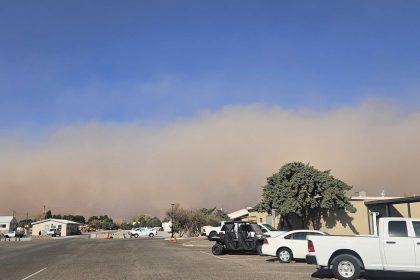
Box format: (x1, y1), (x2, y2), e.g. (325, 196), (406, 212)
(258, 162), (356, 229)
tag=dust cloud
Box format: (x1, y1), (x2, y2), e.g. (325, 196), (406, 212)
(1, 102), (419, 219)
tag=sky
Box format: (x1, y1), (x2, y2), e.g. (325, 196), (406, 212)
(1, 1), (420, 219)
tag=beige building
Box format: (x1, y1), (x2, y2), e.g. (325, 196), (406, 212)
(240, 195), (420, 235)
(32, 219), (80, 237)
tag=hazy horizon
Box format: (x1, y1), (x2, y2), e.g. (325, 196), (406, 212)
(1, 101), (419, 220)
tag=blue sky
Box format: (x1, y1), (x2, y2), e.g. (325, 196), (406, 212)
(1, 0), (420, 129)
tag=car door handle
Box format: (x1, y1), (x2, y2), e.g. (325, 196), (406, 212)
(386, 241), (396, 244)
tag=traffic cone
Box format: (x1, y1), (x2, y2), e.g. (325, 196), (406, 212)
(170, 235), (177, 242)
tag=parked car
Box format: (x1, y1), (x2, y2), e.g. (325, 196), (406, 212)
(261, 230), (326, 262)
(210, 221), (265, 255)
(80, 225), (96, 232)
(306, 217), (420, 280)
(202, 221), (226, 240)
(258, 223), (286, 238)
(4, 230), (25, 238)
(46, 229), (61, 237)
(129, 227), (157, 238)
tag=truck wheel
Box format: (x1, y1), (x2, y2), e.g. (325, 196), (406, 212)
(332, 254), (361, 280)
(149, 233), (154, 238)
(211, 244), (224, 255)
(134, 234), (139, 238)
(208, 231), (217, 240)
(277, 248), (293, 263)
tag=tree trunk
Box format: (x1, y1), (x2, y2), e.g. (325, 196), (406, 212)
(284, 214), (293, 230)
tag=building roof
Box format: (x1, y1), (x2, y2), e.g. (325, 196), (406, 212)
(350, 196), (401, 201)
(364, 196), (420, 206)
(32, 218), (81, 225)
(0, 216), (15, 223)
(228, 209), (249, 220)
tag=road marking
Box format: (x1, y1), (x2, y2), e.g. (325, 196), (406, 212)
(199, 250), (224, 260)
(21, 267), (47, 280)
(182, 241), (211, 248)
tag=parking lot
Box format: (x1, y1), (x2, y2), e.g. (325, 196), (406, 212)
(0, 237), (419, 280)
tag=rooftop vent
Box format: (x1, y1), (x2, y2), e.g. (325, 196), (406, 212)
(354, 191), (367, 197)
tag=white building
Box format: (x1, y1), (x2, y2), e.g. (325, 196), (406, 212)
(162, 221), (172, 233)
(32, 219), (80, 236)
(0, 216), (18, 233)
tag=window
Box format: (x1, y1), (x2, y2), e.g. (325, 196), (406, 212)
(292, 232), (308, 240)
(258, 226), (267, 233)
(259, 218), (263, 223)
(262, 224), (276, 231)
(308, 232), (324, 236)
(412, 222), (420, 238)
(388, 221), (408, 237)
(0, 224), (6, 228)
(284, 234), (292, 239)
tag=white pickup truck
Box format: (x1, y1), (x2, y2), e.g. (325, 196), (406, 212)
(201, 221), (226, 240)
(129, 227), (157, 238)
(306, 217), (420, 280)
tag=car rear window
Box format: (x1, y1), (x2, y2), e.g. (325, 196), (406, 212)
(292, 232), (308, 240)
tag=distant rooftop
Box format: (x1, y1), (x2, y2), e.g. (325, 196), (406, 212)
(0, 216), (16, 223)
(350, 196), (401, 201)
(32, 218), (81, 225)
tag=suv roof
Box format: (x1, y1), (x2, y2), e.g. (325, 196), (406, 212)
(223, 221), (257, 224)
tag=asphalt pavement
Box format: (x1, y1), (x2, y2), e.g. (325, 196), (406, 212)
(0, 237), (419, 280)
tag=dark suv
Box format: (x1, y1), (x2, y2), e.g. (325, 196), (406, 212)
(210, 221), (265, 255)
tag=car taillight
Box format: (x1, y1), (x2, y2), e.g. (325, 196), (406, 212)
(308, 240), (315, 252)
(263, 238), (269, 245)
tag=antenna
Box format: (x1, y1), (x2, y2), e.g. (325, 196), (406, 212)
(381, 190), (386, 197)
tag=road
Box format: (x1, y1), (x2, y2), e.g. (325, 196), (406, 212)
(0, 237), (419, 280)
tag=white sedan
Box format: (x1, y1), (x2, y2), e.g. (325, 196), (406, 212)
(261, 230), (327, 262)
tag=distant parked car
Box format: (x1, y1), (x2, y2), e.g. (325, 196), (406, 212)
(80, 225), (96, 232)
(4, 231), (25, 239)
(129, 228), (157, 238)
(261, 230), (327, 262)
(46, 229), (61, 237)
(202, 221), (226, 240)
(258, 223), (286, 238)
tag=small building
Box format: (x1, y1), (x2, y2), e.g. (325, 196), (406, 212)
(238, 193), (420, 236)
(0, 216), (18, 233)
(162, 221), (172, 233)
(32, 219), (80, 236)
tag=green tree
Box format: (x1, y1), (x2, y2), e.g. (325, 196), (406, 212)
(258, 162), (356, 230)
(119, 221), (132, 230)
(45, 210), (52, 219)
(87, 215), (116, 230)
(18, 219), (33, 228)
(147, 217), (162, 228)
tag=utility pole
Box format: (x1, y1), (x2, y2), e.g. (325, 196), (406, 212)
(43, 205), (46, 220)
(171, 203), (175, 238)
